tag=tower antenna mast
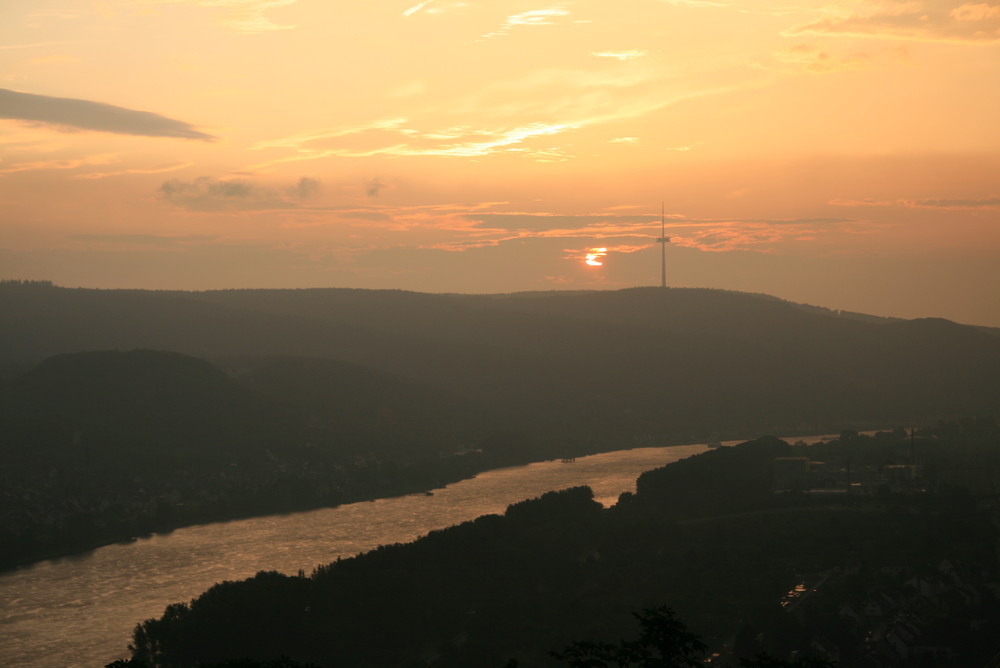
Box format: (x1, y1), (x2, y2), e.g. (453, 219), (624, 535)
(657, 202), (671, 288)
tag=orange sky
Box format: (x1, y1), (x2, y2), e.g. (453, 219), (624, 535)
(1, 0), (998, 325)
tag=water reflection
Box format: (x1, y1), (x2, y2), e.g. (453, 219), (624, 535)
(0, 441), (721, 667)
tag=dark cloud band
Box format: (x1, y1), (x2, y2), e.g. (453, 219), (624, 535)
(0, 88), (215, 140)
(159, 176), (320, 211)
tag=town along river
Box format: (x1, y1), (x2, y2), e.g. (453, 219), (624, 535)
(0, 440), (754, 667)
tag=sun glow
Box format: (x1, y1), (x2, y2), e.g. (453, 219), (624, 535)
(2, 0), (999, 326)
(585, 247), (607, 266)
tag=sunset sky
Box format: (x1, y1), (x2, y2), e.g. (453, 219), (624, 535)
(2, 0), (998, 325)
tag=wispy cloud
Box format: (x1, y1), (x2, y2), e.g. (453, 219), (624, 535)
(0, 89), (215, 140)
(787, 0), (1000, 43)
(402, 0), (468, 17)
(465, 212), (653, 231)
(401, 122), (573, 157)
(0, 41), (74, 51)
(911, 195), (1000, 209)
(70, 233), (217, 247)
(251, 118), (409, 150)
(659, 0), (730, 8)
(441, 62), (747, 135)
(402, 1), (436, 17)
(770, 43), (873, 73)
(71, 161), (194, 180)
(592, 50), (649, 61)
(0, 153), (119, 174)
(140, 0), (297, 34)
(159, 175), (320, 211)
(460, 211), (852, 235)
(504, 7), (570, 26)
(246, 54), (748, 171)
(252, 204), (859, 269)
(831, 195), (1000, 209)
(248, 121), (575, 169)
(481, 6), (571, 39)
(327, 122), (573, 159)
(491, 213), (855, 256)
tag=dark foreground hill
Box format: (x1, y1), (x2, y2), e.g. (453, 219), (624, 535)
(3, 282), (999, 449)
(123, 420), (1000, 668)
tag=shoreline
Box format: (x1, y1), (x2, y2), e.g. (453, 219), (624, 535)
(0, 425), (892, 575)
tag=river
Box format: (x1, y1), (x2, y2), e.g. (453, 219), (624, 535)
(0, 436), (832, 667)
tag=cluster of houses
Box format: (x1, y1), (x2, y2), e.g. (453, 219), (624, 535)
(780, 560), (997, 666)
(772, 456), (925, 495)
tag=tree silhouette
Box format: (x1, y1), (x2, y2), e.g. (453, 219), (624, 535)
(553, 606), (707, 667)
(739, 654), (834, 668)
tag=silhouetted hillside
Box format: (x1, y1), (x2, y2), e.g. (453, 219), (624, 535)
(125, 420), (1000, 667)
(216, 354), (485, 459)
(0, 349), (269, 464)
(3, 283), (999, 570)
(0, 350), (492, 569)
(3, 283), (998, 450)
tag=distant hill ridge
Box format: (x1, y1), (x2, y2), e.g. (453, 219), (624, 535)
(2, 282), (998, 444)
(2, 282), (999, 570)
(0, 348), (478, 461)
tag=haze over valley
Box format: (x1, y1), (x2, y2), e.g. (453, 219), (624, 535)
(2, 281), (999, 667)
(2, 0), (999, 664)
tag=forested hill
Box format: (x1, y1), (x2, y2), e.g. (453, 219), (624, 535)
(0, 349), (488, 570)
(3, 283), (999, 448)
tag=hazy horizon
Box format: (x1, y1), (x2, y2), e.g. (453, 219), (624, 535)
(6, 279), (998, 331)
(2, 1), (998, 327)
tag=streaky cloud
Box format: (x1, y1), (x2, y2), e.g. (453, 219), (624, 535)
(770, 44), (873, 74)
(246, 121), (575, 169)
(250, 117), (409, 150)
(0, 41), (74, 51)
(659, 0), (730, 7)
(0, 153), (119, 174)
(481, 7), (572, 39)
(0, 89), (215, 140)
(787, 0), (1000, 43)
(466, 212), (652, 230)
(70, 234), (216, 247)
(403, 1), (436, 17)
(71, 162), (195, 180)
(912, 195), (1000, 209)
(592, 50), (649, 60)
(141, 0), (297, 34)
(831, 196), (1000, 209)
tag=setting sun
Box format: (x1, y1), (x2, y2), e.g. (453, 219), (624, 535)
(0, 0), (998, 326)
(585, 248), (608, 267)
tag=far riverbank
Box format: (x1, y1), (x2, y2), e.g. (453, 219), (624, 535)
(1, 426), (885, 574)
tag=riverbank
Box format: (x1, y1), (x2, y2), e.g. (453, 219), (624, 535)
(0, 424), (885, 575)
(1, 440), (719, 668)
(0, 449), (487, 574)
(122, 422), (1000, 668)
